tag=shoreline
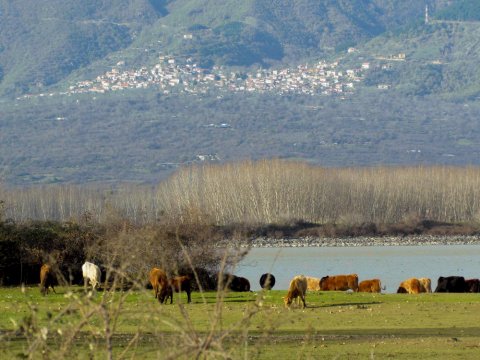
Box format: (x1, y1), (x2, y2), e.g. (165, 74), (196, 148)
(241, 235), (480, 248)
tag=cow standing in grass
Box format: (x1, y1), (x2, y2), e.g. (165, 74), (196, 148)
(149, 267), (168, 300)
(306, 276), (321, 291)
(397, 278), (428, 294)
(40, 264), (56, 295)
(259, 273), (276, 290)
(418, 277), (432, 293)
(82, 261), (101, 291)
(358, 279), (383, 293)
(465, 279), (480, 293)
(435, 276), (467, 293)
(320, 274), (359, 292)
(284, 275), (307, 308)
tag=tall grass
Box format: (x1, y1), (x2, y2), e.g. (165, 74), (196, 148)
(3, 160), (480, 225)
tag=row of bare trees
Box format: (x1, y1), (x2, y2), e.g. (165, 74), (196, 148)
(3, 160), (480, 225)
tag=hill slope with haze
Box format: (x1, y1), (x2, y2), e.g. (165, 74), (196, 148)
(0, 0), (455, 97)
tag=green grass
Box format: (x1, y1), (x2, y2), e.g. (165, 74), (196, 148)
(1, 286), (480, 358)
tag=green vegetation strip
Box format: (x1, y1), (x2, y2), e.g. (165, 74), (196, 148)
(1, 287), (480, 358)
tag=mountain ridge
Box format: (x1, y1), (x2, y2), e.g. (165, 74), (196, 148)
(0, 0), (459, 97)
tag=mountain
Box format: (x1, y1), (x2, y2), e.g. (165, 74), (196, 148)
(358, 0), (480, 98)
(3, 1), (480, 185)
(0, 0), (167, 97)
(0, 0), (452, 97)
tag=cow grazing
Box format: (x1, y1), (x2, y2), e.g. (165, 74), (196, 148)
(306, 276), (321, 291)
(418, 277), (432, 293)
(397, 278), (430, 294)
(82, 261), (101, 291)
(465, 279), (480, 293)
(149, 267), (168, 300)
(259, 273), (276, 290)
(435, 276), (467, 293)
(162, 276), (192, 304)
(40, 264), (56, 295)
(320, 274), (359, 292)
(358, 279), (382, 293)
(284, 275), (307, 308)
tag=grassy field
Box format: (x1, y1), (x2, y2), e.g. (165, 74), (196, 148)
(1, 286), (480, 359)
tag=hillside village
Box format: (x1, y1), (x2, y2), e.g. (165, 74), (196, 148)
(66, 56), (370, 97)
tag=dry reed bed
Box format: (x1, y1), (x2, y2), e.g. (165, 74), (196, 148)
(2, 161), (480, 226)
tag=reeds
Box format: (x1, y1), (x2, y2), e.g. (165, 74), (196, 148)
(3, 160), (480, 226)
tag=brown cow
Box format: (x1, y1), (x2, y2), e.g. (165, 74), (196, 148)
(358, 279), (382, 293)
(162, 275), (192, 304)
(418, 278), (432, 293)
(149, 267), (168, 300)
(397, 278), (425, 294)
(40, 264), (56, 295)
(306, 276), (321, 291)
(284, 275), (307, 308)
(320, 274), (359, 292)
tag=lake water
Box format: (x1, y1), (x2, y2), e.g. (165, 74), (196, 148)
(236, 245), (480, 293)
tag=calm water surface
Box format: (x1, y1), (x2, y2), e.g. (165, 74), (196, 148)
(236, 245), (480, 293)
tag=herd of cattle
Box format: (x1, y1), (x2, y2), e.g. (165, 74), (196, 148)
(38, 261), (480, 308)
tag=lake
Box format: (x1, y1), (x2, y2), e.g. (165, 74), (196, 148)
(236, 245), (480, 292)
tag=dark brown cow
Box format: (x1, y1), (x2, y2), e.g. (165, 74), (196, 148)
(162, 275), (192, 304)
(149, 267), (168, 300)
(358, 279), (382, 293)
(320, 274), (359, 292)
(40, 264), (56, 295)
(465, 279), (480, 293)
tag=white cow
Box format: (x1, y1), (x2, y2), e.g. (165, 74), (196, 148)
(82, 261), (101, 290)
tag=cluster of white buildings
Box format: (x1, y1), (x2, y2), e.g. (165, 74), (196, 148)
(68, 56), (368, 97)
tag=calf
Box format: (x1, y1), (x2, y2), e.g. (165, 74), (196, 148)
(40, 264), (56, 295)
(358, 279), (382, 293)
(162, 275), (192, 304)
(284, 275), (307, 308)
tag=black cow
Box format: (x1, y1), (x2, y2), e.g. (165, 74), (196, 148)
(259, 273), (276, 290)
(215, 273), (250, 292)
(465, 279), (480, 293)
(434, 276), (467, 293)
(231, 276), (250, 292)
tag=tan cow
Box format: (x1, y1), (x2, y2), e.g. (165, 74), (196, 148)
(418, 277), (432, 293)
(320, 274), (359, 292)
(284, 275), (307, 308)
(149, 267), (168, 300)
(397, 278), (425, 294)
(306, 276), (321, 291)
(358, 279), (382, 293)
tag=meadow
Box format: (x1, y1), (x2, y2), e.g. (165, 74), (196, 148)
(1, 285), (480, 359)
